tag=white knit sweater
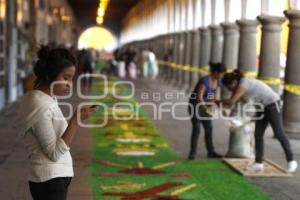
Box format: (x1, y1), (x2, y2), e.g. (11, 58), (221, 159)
(17, 90), (73, 182)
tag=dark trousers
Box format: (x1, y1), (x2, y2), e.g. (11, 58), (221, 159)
(29, 177), (72, 200)
(255, 101), (294, 163)
(188, 105), (215, 157)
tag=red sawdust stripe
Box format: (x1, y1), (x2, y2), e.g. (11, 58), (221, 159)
(100, 172), (122, 177)
(126, 182), (182, 199)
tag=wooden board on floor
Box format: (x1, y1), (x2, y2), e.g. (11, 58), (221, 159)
(223, 158), (292, 177)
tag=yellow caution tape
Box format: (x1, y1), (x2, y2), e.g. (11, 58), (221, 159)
(158, 60), (208, 75)
(170, 184), (197, 195)
(157, 60), (167, 65)
(284, 83), (300, 96)
(259, 77), (283, 86)
(171, 62), (178, 68)
(243, 70), (258, 78)
(195, 65), (209, 75)
(182, 65), (191, 71)
(158, 60), (300, 96)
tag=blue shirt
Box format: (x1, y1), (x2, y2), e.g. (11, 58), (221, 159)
(189, 75), (221, 105)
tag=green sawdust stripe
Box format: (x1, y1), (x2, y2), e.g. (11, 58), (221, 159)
(88, 80), (269, 200)
(182, 160), (270, 200)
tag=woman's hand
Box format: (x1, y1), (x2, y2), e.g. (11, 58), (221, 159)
(63, 106), (98, 146)
(79, 106), (98, 121)
(71, 106), (98, 126)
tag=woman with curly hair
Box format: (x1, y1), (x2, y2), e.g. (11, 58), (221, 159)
(17, 45), (97, 200)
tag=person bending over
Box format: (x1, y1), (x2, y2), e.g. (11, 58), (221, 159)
(220, 69), (297, 172)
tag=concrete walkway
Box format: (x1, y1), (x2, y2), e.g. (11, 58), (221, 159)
(0, 78), (299, 200)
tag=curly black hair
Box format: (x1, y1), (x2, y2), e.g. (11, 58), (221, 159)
(34, 45), (77, 87)
(209, 62), (226, 73)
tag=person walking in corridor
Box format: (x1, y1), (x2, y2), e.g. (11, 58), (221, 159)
(220, 69), (298, 173)
(17, 45), (97, 200)
(188, 63), (226, 160)
(147, 48), (159, 80)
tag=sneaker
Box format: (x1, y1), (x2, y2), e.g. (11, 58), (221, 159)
(288, 160), (298, 173)
(246, 163), (264, 172)
(207, 152), (223, 158)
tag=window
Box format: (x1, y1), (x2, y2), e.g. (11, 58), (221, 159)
(244, 0), (261, 20)
(227, 0), (241, 22)
(202, 0), (212, 27)
(289, 0), (300, 9)
(261, 0), (285, 16)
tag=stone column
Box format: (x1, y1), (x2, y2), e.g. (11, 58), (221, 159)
(257, 15), (285, 93)
(171, 32), (182, 86)
(209, 25), (224, 63)
(159, 35), (165, 80)
(179, 31), (186, 88)
(161, 35), (166, 60)
(168, 35), (175, 84)
(182, 31), (193, 90)
(160, 34), (170, 82)
(175, 32), (185, 88)
(158, 35), (167, 80)
(156, 36), (162, 59)
(6, 0), (18, 103)
(155, 36), (162, 59)
(199, 27), (211, 78)
(237, 20), (259, 75)
(189, 29), (201, 88)
(283, 10), (300, 137)
(165, 34), (173, 82)
(170, 33), (177, 85)
(221, 22), (240, 99)
(166, 34), (175, 83)
(164, 34), (173, 82)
